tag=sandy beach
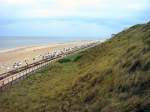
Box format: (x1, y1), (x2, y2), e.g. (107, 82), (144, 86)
(0, 41), (94, 74)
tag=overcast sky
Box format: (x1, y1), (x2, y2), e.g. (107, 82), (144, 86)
(0, 0), (150, 39)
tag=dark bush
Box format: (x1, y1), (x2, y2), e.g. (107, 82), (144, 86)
(72, 55), (82, 62)
(58, 58), (71, 63)
(128, 60), (142, 73)
(142, 61), (150, 71)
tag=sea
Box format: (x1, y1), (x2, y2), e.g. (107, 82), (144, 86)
(0, 36), (75, 50)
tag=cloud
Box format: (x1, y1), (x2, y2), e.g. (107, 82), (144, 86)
(0, 0), (150, 38)
(0, 0), (32, 5)
(1, 0), (149, 19)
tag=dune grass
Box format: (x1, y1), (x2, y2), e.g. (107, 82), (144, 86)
(0, 61), (82, 112)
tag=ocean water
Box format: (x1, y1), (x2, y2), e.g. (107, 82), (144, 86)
(0, 37), (70, 50)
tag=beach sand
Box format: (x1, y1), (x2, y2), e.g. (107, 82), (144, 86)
(0, 41), (93, 74)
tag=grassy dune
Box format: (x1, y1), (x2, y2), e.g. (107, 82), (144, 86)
(0, 22), (150, 112)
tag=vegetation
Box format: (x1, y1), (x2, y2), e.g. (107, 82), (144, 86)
(0, 22), (150, 112)
(58, 54), (82, 63)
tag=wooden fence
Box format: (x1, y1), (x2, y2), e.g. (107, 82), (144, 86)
(0, 59), (52, 91)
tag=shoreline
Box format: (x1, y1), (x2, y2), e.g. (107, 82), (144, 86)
(0, 40), (95, 53)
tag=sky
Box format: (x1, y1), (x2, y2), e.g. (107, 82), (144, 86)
(0, 0), (150, 40)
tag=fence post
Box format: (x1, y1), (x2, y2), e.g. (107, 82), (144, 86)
(20, 72), (22, 80)
(1, 80), (4, 91)
(15, 75), (18, 83)
(7, 78), (9, 85)
(11, 76), (13, 85)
